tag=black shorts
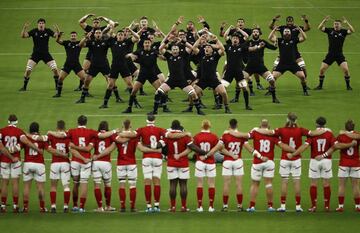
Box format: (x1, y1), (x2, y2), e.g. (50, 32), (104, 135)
(30, 52), (54, 64)
(323, 53), (346, 66)
(274, 63), (301, 74)
(184, 69), (196, 82)
(127, 58), (138, 74)
(62, 61), (83, 74)
(155, 65), (162, 76)
(295, 50), (302, 60)
(197, 77), (222, 90)
(87, 64), (110, 77)
(166, 77), (189, 90)
(136, 72), (158, 85)
(85, 50), (92, 61)
(244, 64), (268, 76)
(109, 63), (131, 79)
(223, 68), (244, 83)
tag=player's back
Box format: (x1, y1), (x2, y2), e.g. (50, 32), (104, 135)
(48, 134), (70, 163)
(306, 130), (336, 158)
(68, 127), (97, 160)
(0, 125), (25, 162)
(136, 125), (165, 159)
(193, 131), (218, 163)
(250, 130), (279, 163)
(165, 131), (192, 167)
(337, 133), (360, 167)
(24, 136), (47, 164)
(275, 126), (309, 160)
(93, 131), (113, 162)
(114, 135), (138, 166)
(220, 133), (247, 161)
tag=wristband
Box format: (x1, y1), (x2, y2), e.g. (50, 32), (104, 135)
(220, 27), (224, 31)
(322, 152), (328, 158)
(305, 19), (309, 23)
(112, 130), (117, 134)
(272, 19), (276, 23)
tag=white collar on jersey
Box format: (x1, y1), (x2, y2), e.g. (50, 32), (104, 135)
(78, 126), (86, 128)
(146, 120), (155, 126)
(8, 121), (18, 126)
(201, 130), (211, 133)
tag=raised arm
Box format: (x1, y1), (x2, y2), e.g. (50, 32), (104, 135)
(219, 22), (227, 37)
(223, 25), (234, 40)
(237, 28), (249, 41)
(21, 22), (30, 38)
(318, 15), (330, 32)
(56, 31), (64, 45)
(301, 15), (311, 31)
(126, 27), (140, 43)
(215, 36), (225, 56)
(343, 17), (355, 34)
(297, 26), (307, 42)
(79, 14), (95, 30)
(98, 16), (115, 28)
(268, 27), (278, 43)
(269, 15), (281, 30)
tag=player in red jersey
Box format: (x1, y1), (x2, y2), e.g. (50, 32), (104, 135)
(208, 119), (261, 212)
(335, 120), (360, 211)
(22, 122), (67, 213)
(97, 119), (159, 212)
(254, 112), (325, 212)
(136, 114), (166, 212)
(0, 114), (40, 213)
(47, 120), (71, 213)
(49, 115), (97, 213)
(163, 120), (206, 212)
(193, 120), (219, 212)
(288, 117), (352, 212)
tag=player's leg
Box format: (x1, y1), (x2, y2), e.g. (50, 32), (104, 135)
(183, 85), (205, 115)
(0, 177), (9, 212)
(152, 158), (162, 211)
(123, 81), (143, 113)
(49, 178), (58, 212)
(248, 163), (261, 211)
(315, 62), (330, 90)
(22, 180), (32, 212)
(60, 163), (71, 213)
(236, 79), (251, 110)
(143, 158), (154, 212)
(264, 178), (274, 211)
(207, 177), (216, 211)
(254, 73), (264, 90)
(196, 177), (204, 211)
(337, 177), (346, 211)
(102, 162), (113, 211)
(215, 84), (232, 113)
(309, 178), (318, 212)
(79, 180), (89, 212)
(262, 71), (279, 103)
(150, 83), (170, 115)
(183, 85), (203, 114)
(128, 165), (138, 212)
(53, 70), (69, 97)
(222, 175), (231, 211)
(339, 61), (352, 90)
(296, 57), (308, 88)
(169, 178), (178, 211)
(295, 70), (309, 96)
(117, 165), (127, 211)
(100, 76), (116, 108)
(323, 178), (331, 211)
(20, 59), (37, 91)
(76, 75), (94, 103)
(351, 177), (360, 211)
(235, 175), (244, 210)
(70, 161), (81, 211)
(92, 162), (104, 211)
(179, 177), (188, 212)
(36, 181), (46, 212)
(11, 177), (20, 212)
(46, 60), (60, 89)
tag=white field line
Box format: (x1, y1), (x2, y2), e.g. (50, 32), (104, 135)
(86, 113), (288, 117)
(1, 51), (360, 56)
(0, 7), (109, 10)
(43, 158), (341, 161)
(271, 6), (360, 9)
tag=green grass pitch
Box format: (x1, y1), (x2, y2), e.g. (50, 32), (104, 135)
(0, 0), (359, 232)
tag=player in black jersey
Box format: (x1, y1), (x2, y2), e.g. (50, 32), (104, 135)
(79, 14), (115, 72)
(20, 18), (59, 91)
(221, 33), (259, 110)
(99, 27), (141, 109)
(314, 16), (355, 90)
(269, 15), (310, 89)
(191, 36), (232, 114)
(243, 28), (279, 103)
(76, 29), (111, 104)
(269, 27), (309, 96)
(149, 26), (205, 115)
(53, 31), (86, 98)
(122, 39), (163, 113)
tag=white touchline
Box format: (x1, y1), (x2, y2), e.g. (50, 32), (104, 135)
(86, 113), (288, 117)
(0, 7), (110, 10)
(43, 158), (341, 161)
(271, 6), (360, 9)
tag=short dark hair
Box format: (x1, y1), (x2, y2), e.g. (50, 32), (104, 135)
(140, 16), (148, 20)
(57, 120), (65, 130)
(345, 120), (355, 131)
(334, 19), (342, 23)
(98, 121), (109, 131)
(147, 113), (155, 122)
(316, 117), (327, 127)
(187, 20), (194, 24)
(123, 119), (131, 130)
(93, 17), (101, 22)
(171, 120), (182, 130)
(253, 27), (262, 35)
(77, 115), (87, 126)
(117, 30), (124, 33)
(37, 18), (46, 23)
(286, 16), (294, 21)
(232, 33), (241, 39)
(8, 114), (17, 122)
(229, 119), (237, 129)
(70, 31), (77, 34)
(29, 122), (40, 134)
(178, 29), (186, 33)
(237, 18), (245, 22)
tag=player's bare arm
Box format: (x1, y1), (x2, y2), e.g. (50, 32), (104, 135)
(219, 21), (227, 37)
(288, 143), (309, 159)
(46, 146), (68, 158)
(301, 15), (311, 31)
(297, 26), (307, 42)
(269, 15), (281, 30)
(20, 135), (42, 153)
(47, 131), (67, 138)
(69, 142), (93, 152)
(93, 143), (117, 160)
(278, 141), (296, 153)
(0, 142), (18, 162)
(70, 148), (90, 163)
(318, 15), (330, 32)
(126, 27), (140, 43)
(237, 28), (249, 41)
(21, 22), (30, 38)
(225, 130), (250, 139)
(268, 27), (278, 43)
(343, 17), (355, 34)
(79, 13), (95, 29)
(244, 143), (267, 162)
(137, 143), (161, 153)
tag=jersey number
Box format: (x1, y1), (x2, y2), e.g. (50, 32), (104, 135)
(200, 142), (211, 152)
(289, 137), (296, 149)
(317, 139), (327, 152)
(228, 142), (241, 155)
(347, 147), (354, 156)
(29, 142), (39, 156)
(98, 141), (106, 153)
(79, 137), (86, 147)
(4, 136), (17, 149)
(259, 139), (270, 153)
(56, 143), (66, 153)
(150, 135), (158, 149)
(122, 142), (128, 154)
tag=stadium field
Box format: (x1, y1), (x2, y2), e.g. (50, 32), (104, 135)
(0, 0), (359, 232)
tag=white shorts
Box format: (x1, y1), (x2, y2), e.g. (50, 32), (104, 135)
(167, 166), (190, 180)
(251, 160), (275, 181)
(279, 159), (302, 178)
(23, 162), (46, 182)
(0, 161), (22, 179)
(338, 166), (360, 179)
(309, 159), (332, 179)
(92, 161), (112, 184)
(222, 159), (244, 176)
(50, 162), (71, 186)
(70, 161), (91, 183)
(142, 158), (162, 179)
(195, 161), (216, 178)
(117, 164), (137, 181)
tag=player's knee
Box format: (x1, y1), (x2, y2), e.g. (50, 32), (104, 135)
(220, 79), (230, 88)
(26, 64), (33, 72)
(265, 183), (273, 189)
(155, 88), (165, 96)
(48, 61), (58, 71)
(297, 60), (306, 68)
(265, 74), (275, 83)
(128, 179), (137, 188)
(238, 79), (248, 88)
(64, 186), (70, 192)
(80, 178), (89, 184)
(118, 178), (126, 184)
